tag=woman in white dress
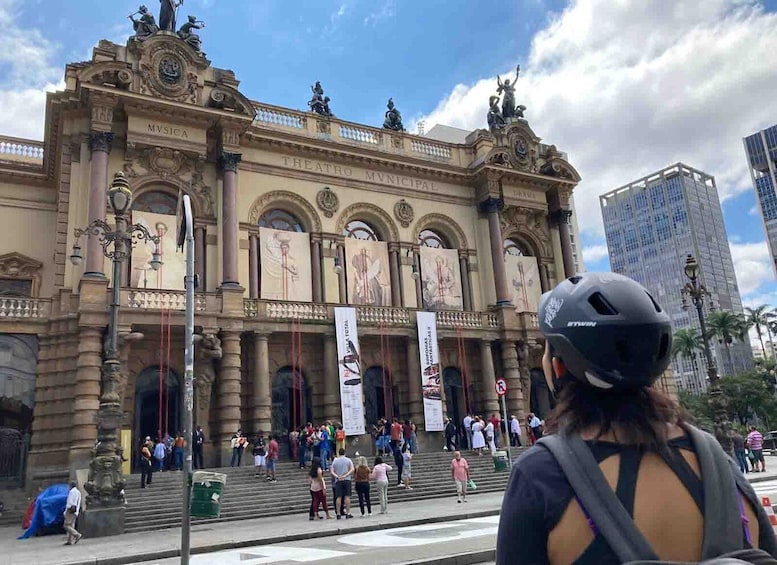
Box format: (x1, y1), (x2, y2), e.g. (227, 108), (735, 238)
(484, 419), (496, 455)
(471, 417), (486, 456)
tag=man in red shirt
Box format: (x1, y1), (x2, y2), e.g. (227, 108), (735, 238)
(266, 435), (279, 482)
(390, 418), (402, 453)
(489, 414), (501, 448)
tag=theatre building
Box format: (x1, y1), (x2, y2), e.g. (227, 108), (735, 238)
(0, 26), (597, 482)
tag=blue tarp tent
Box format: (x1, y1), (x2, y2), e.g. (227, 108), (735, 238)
(18, 483), (68, 539)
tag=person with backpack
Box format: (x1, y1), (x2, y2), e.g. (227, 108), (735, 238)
(335, 425), (346, 455)
(496, 272), (777, 564)
(252, 432), (266, 478)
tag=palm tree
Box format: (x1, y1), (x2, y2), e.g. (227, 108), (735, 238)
(706, 310), (746, 376)
(745, 305), (770, 360)
(671, 328), (703, 392)
(766, 308), (777, 359)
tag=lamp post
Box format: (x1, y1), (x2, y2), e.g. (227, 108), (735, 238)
(681, 253), (732, 453)
(70, 172), (161, 533)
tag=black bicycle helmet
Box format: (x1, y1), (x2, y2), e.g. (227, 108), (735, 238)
(538, 272), (672, 390)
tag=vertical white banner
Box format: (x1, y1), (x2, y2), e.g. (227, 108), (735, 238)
(417, 311), (444, 431)
(334, 307), (366, 436)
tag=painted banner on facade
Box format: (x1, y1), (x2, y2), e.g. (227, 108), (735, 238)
(344, 239), (392, 306)
(259, 227), (312, 302)
(416, 311), (444, 431)
(420, 247), (463, 310)
(506, 255), (542, 313)
(334, 307), (366, 436)
(130, 211), (184, 290)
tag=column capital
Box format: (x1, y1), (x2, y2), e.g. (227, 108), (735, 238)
(388, 242), (400, 253)
(310, 233), (324, 244)
(548, 208), (572, 226)
(478, 196), (504, 214)
(253, 331), (270, 341)
(219, 151), (242, 173)
(88, 131), (114, 153)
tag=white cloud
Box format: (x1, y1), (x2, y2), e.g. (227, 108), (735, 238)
(364, 0), (396, 25)
(581, 244), (609, 263)
(729, 240), (774, 296)
(749, 205), (761, 217)
(0, 0), (62, 140)
(416, 0), (777, 238)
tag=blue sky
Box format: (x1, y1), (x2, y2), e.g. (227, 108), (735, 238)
(2, 0), (777, 317)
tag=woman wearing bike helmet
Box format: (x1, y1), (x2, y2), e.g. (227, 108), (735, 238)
(496, 272), (777, 564)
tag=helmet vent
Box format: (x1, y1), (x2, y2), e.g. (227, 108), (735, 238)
(568, 276), (583, 285)
(615, 339), (630, 363)
(658, 332), (670, 360)
(588, 292), (618, 315)
(646, 291), (662, 313)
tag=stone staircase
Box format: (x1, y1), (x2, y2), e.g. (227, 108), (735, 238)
(122, 448), (523, 533)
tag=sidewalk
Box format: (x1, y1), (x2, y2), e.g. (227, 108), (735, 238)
(0, 492), (505, 565)
(744, 455), (777, 483)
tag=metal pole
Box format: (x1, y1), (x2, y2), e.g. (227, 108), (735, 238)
(500, 394), (510, 467)
(181, 195), (195, 565)
(109, 213), (125, 355)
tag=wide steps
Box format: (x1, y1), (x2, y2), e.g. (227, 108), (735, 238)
(122, 449), (520, 533)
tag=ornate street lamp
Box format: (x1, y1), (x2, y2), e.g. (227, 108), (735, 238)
(70, 172), (162, 526)
(681, 253), (732, 453)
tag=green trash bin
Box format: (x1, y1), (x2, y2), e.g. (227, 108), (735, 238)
(493, 450), (509, 472)
(190, 471), (227, 518)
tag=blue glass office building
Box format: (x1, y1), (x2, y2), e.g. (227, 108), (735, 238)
(600, 163), (752, 391)
(744, 125), (777, 277)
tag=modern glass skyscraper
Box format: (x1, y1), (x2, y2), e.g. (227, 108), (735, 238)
(744, 125), (777, 276)
(600, 163), (752, 391)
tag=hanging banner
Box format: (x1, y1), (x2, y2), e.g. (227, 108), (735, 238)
(259, 227), (312, 302)
(344, 239), (392, 306)
(420, 247), (463, 310)
(334, 307), (366, 436)
(506, 255), (542, 313)
(416, 311), (444, 431)
(130, 211), (184, 290)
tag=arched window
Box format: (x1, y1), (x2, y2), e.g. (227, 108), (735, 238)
(258, 209), (304, 232)
(503, 238), (527, 257)
(419, 229), (450, 249)
(133, 191), (178, 215)
(344, 220), (379, 241)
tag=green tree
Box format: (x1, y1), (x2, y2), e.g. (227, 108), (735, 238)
(745, 305), (770, 360)
(678, 389), (714, 432)
(717, 372), (777, 428)
(706, 310), (746, 375)
(672, 328), (704, 393)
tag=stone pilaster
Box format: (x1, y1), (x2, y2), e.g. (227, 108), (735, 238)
(480, 340), (500, 416)
(389, 243), (402, 307)
(219, 152), (241, 287)
(83, 131), (113, 277)
(218, 331), (242, 466)
(501, 341), (526, 422)
(323, 334), (340, 422)
(248, 233), (259, 299)
(194, 225), (207, 291)
(459, 251), (473, 311)
(252, 332), (271, 433)
(479, 197), (511, 306)
(311, 234), (323, 303)
(407, 337), (424, 429)
(549, 209), (575, 278)
(69, 326), (103, 467)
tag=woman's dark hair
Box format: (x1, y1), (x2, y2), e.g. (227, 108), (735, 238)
(401, 441), (409, 453)
(374, 456), (383, 465)
(309, 456), (322, 478)
(544, 379), (683, 450)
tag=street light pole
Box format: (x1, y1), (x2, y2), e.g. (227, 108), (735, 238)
(681, 254), (732, 453)
(70, 172), (162, 533)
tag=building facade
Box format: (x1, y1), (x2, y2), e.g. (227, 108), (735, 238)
(600, 163), (753, 392)
(0, 29), (589, 482)
(744, 125), (777, 277)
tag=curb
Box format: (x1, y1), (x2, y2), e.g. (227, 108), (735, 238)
(400, 549), (495, 565)
(747, 474), (777, 484)
(64, 508), (502, 565)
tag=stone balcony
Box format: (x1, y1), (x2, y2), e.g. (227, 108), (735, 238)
(0, 135), (44, 168)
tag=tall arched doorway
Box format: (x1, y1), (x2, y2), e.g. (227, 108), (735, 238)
(134, 366), (180, 453)
(364, 366), (397, 427)
(529, 367), (554, 418)
(443, 367), (465, 426)
(272, 367), (311, 454)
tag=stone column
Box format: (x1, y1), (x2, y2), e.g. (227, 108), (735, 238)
(501, 341), (526, 422)
(311, 235), (323, 303)
(480, 198), (511, 306)
(219, 152), (241, 287)
(218, 331), (242, 466)
(413, 250), (423, 308)
(84, 132), (113, 277)
(70, 326), (103, 465)
(459, 252), (472, 311)
(551, 209), (576, 277)
(388, 243), (402, 307)
(253, 333), (271, 433)
(248, 233), (259, 299)
(407, 337), (424, 428)
(337, 245), (347, 304)
(323, 334), (340, 422)
(539, 260), (551, 292)
(480, 340), (500, 416)
(195, 226), (207, 291)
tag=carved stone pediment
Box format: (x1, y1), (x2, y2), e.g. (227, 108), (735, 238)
(0, 252), (43, 297)
(488, 120), (541, 173)
(500, 206), (551, 257)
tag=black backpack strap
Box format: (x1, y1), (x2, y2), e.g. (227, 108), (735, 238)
(681, 424), (744, 559)
(538, 434), (659, 563)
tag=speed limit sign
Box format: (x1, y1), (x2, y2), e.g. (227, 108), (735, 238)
(495, 378), (508, 397)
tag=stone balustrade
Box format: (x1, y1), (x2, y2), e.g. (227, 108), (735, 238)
(436, 310), (488, 328)
(339, 124), (380, 145)
(410, 138), (452, 160)
(356, 306), (411, 326)
(0, 135), (44, 162)
(125, 290), (208, 311)
(0, 297), (48, 319)
(252, 103), (306, 129)
(266, 301), (329, 321)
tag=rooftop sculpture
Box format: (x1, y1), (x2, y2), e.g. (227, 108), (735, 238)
(383, 98), (405, 131)
(308, 81), (334, 116)
(129, 1), (205, 54)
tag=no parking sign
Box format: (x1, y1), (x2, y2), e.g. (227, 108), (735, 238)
(495, 378), (508, 397)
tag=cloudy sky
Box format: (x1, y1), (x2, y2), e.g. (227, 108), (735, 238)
(2, 0), (777, 311)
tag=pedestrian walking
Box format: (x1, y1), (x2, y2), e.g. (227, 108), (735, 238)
(484, 418), (496, 455)
(354, 456), (372, 516)
(63, 481), (82, 545)
(331, 448), (354, 519)
(230, 429), (246, 467)
(298, 426), (308, 469)
(497, 272), (777, 563)
(463, 413), (473, 451)
(528, 412), (543, 441)
(153, 438), (165, 472)
(401, 442), (413, 489)
(335, 425), (346, 454)
(390, 418), (402, 453)
(732, 430), (748, 474)
(289, 428), (299, 462)
(308, 457), (332, 520)
(318, 425), (331, 470)
(471, 417), (486, 455)
(193, 425), (205, 470)
(393, 441), (404, 485)
(510, 415), (522, 447)
(371, 456), (392, 514)
(252, 432), (266, 477)
(451, 451), (470, 503)
(747, 425), (766, 472)
(489, 414), (501, 448)
(410, 420), (419, 453)
(444, 417), (457, 452)
(140, 438), (153, 488)
(266, 435), (279, 482)
(173, 431), (184, 470)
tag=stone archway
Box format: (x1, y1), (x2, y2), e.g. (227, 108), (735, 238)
(133, 366), (181, 464)
(272, 366), (311, 455)
(363, 366), (397, 428)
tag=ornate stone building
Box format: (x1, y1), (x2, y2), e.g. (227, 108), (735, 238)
(0, 29), (584, 480)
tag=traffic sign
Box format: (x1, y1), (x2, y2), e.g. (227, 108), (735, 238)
(495, 378), (508, 397)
